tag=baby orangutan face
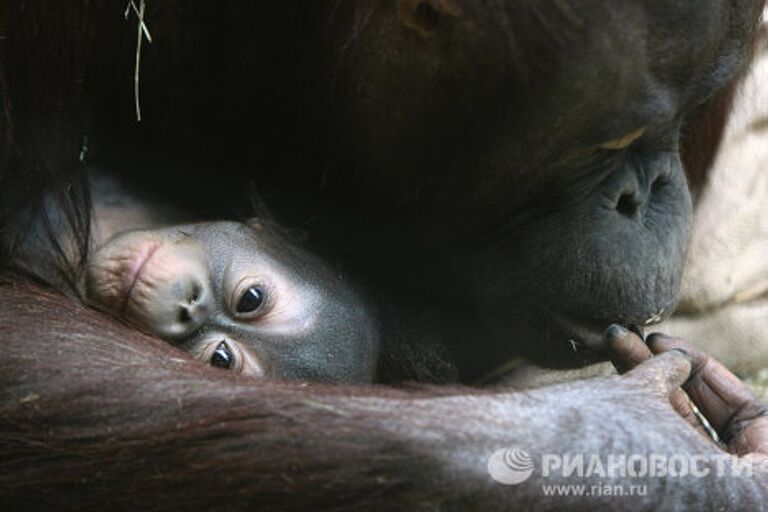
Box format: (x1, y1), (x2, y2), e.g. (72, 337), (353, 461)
(85, 221), (379, 382)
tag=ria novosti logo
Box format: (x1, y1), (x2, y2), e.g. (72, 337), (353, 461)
(487, 447), (535, 485)
(487, 447), (762, 485)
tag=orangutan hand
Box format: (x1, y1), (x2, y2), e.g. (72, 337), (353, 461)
(605, 325), (768, 462)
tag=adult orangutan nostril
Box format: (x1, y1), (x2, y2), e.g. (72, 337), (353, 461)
(616, 193), (640, 218)
(651, 176), (668, 195)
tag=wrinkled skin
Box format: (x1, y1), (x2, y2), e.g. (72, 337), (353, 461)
(608, 327), (768, 459)
(85, 220), (379, 382)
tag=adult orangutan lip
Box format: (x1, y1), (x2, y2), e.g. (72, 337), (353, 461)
(121, 243), (161, 313)
(544, 307), (611, 353)
(529, 300), (605, 354)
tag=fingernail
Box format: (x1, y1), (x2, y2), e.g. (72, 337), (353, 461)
(646, 333), (667, 346)
(604, 324), (628, 340)
(670, 348), (689, 357)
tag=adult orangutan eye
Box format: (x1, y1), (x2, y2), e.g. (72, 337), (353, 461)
(398, 0), (460, 38)
(236, 285), (265, 314)
(210, 341), (235, 369)
(598, 128), (646, 150)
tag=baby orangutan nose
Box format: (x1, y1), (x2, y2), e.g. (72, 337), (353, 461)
(122, 241), (213, 340)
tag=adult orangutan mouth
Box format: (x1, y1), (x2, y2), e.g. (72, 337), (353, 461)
(529, 299), (602, 349)
(121, 242), (161, 314)
(551, 312), (610, 353)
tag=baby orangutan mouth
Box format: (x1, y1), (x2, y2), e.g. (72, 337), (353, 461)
(121, 242), (161, 310)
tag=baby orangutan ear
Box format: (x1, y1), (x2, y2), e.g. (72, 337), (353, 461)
(398, 0), (462, 38)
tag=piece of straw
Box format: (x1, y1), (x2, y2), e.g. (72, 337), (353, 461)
(124, 0), (152, 121)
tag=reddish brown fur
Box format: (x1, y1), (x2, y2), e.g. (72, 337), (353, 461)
(5, 281), (768, 511)
(680, 87), (735, 201)
(680, 4), (766, 201)
(0, 281), (438, 510)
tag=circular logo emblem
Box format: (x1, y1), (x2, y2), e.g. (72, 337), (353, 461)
(487, 447), (534, 485)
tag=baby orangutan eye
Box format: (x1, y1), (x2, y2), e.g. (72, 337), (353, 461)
(210, 341), (235, 369)
(236, 285), (265, 314)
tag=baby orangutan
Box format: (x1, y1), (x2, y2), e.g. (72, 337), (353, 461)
(85, 219), (379, 382)
(14, 168), (379, 383)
